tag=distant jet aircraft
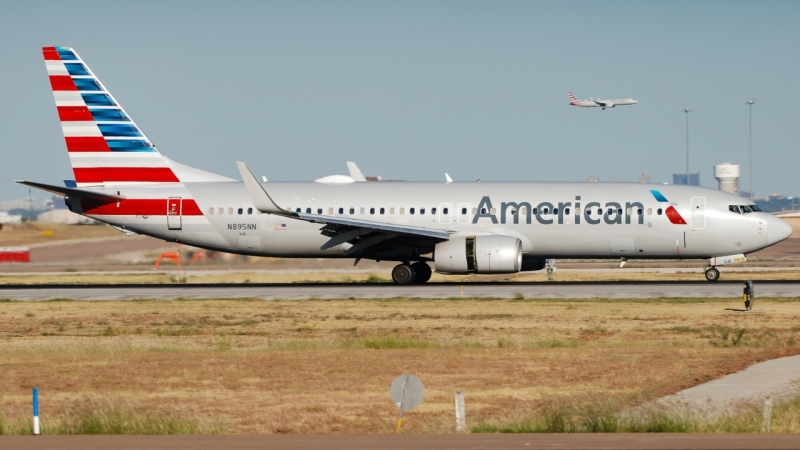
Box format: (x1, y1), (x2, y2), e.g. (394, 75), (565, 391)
(568, 92), (637, 110)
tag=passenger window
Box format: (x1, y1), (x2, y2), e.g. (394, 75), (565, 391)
(317, 208), (322, 214)
(399, 207), (405, 215)
(638, 208), (643, 215)
(553, 208), (558, 215)
(350, 208), (355, 214)
(390, 207), (395, 214)
(565, 208), (570, 215)
(380, 207), (385, 215)
(490, 208), (496, 215)
(248, 208), (253, 214)
(657, 208), (662, 215)
(237, 208), (243, 215)
(431, 207), (436, 214)
(575, 207), (580, 214)
(370, 207), (375, 215)
(420, 208), (425, 215)
(339, 207), (344, 214)
(626, 208), (632, 215)
(543, 207), (549, 214)
(443, 207), (449, 214)
(729, 205), (741, 214)
(617, 208), (622, 215)
(306, 208), (311, 214)
(597, 208), (602, 215)
(208, 208), (214, 215)
(647, 208), (652, 215)
(218, 207), (223, 215)
(296, 208), (301, 213)
(228, 207), (233, 215)
(360, 207), (365, 214)
(328, 207), (334, 214)
(461, 207), (467, 215)
(533, 208), (538, 214)
(481, 208), (487, 214)
(511, 209), (517, 216)
(410, 208), (415, 215)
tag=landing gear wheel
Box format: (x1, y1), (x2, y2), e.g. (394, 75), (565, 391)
(705, 267), (720, 282)
(392, 264), (416, 285)
(411, 262), (432, 283)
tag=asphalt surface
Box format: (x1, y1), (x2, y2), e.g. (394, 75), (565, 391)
(3, 434), (800, 450)
(658, 354), (800, 418)
(1, 281), (799, 301)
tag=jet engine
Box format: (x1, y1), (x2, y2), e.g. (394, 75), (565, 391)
(434, 235), (521, 274)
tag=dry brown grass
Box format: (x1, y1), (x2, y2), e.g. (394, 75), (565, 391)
(0, 297), (798, 434)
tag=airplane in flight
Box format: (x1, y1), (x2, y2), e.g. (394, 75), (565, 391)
(17, 47), (791, 284)
(568, 92), (638, 110)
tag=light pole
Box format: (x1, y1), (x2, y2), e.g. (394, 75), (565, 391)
(746, 98), (755, 200)
(683, 107), (693, 185)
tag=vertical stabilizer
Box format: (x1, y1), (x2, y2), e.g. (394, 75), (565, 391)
(43, 46), (231, 186)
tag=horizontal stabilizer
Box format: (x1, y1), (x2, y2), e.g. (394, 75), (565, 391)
(14, 180), (124, 202)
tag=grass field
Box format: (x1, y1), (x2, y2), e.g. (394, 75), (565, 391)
(1, 297), (799, 434)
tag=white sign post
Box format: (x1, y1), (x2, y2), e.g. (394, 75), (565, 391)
(455, 390), (466, 432)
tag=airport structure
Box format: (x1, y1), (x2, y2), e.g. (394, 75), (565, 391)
(672, 173), (700, 186)
(714, 163), (740, 195)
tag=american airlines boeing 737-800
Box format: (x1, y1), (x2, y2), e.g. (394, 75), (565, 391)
(17, 47), (792, 284)
(569, 92), (638, 109)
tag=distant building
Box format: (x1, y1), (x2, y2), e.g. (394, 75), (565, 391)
(587, 174), (599, 183)
(672, 173), (700, 186)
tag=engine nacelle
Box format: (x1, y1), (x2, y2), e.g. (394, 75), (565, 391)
(434, 235), (522, 274)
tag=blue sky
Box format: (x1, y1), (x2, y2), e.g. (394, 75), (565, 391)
(1, 1), (798, 203)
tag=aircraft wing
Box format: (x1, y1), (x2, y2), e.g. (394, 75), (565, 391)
(595, 100), (613, 107)
(236, 162), (449, 255)
(14, 180), (124, 202)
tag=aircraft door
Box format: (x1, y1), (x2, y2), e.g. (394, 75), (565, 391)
(167, 197), (182, 230)
(457, 203), (471, 224)
(439, 203), (452, 224)
(690, 197), (706, 231)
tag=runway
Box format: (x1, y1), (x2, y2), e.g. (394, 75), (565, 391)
(1, 281), (799, 301)
(3, 433), (800, 450)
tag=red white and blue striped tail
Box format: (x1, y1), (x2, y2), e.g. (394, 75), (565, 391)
(43, 46), (231, 187)
(568, 92), (580, 105)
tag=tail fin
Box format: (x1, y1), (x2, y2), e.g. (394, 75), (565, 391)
(43, 46), (231, 186)
(568, 92), (580, 105)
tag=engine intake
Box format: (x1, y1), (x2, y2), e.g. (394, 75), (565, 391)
(434, 235), (522, 274)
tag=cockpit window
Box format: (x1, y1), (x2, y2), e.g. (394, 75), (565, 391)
(729, 205), (741, 214)
(740, 205), (753, 213)
(751, 204), (763, 212)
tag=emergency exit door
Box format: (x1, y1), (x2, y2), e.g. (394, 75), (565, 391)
(167, 197), (182, 230)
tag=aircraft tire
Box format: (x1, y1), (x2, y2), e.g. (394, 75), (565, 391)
(392, 264), (416, 285)
(411, 262), (432, 283)
(704, 267), (720, 282)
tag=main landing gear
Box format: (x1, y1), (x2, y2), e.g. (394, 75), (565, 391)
(704, 267), (720, 282)
(391, 262), (432, 285)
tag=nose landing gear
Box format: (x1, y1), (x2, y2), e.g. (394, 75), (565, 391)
(704, 267), (720, 282)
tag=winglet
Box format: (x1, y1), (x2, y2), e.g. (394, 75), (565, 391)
(236, 161), (292, 215)
(346, 161), (367, 182)
(445, 173), (453, 184)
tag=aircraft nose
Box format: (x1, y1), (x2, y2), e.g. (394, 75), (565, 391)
(767, 215), (793, 245)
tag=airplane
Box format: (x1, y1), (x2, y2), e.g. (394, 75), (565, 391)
(16, 47), (792, 284)
(568, 92), (638, 110)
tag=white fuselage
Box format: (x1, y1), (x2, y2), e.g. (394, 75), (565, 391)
(66, 181), (787, 262)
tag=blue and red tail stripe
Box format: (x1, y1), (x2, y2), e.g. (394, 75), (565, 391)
(43, 46), (178, 184)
